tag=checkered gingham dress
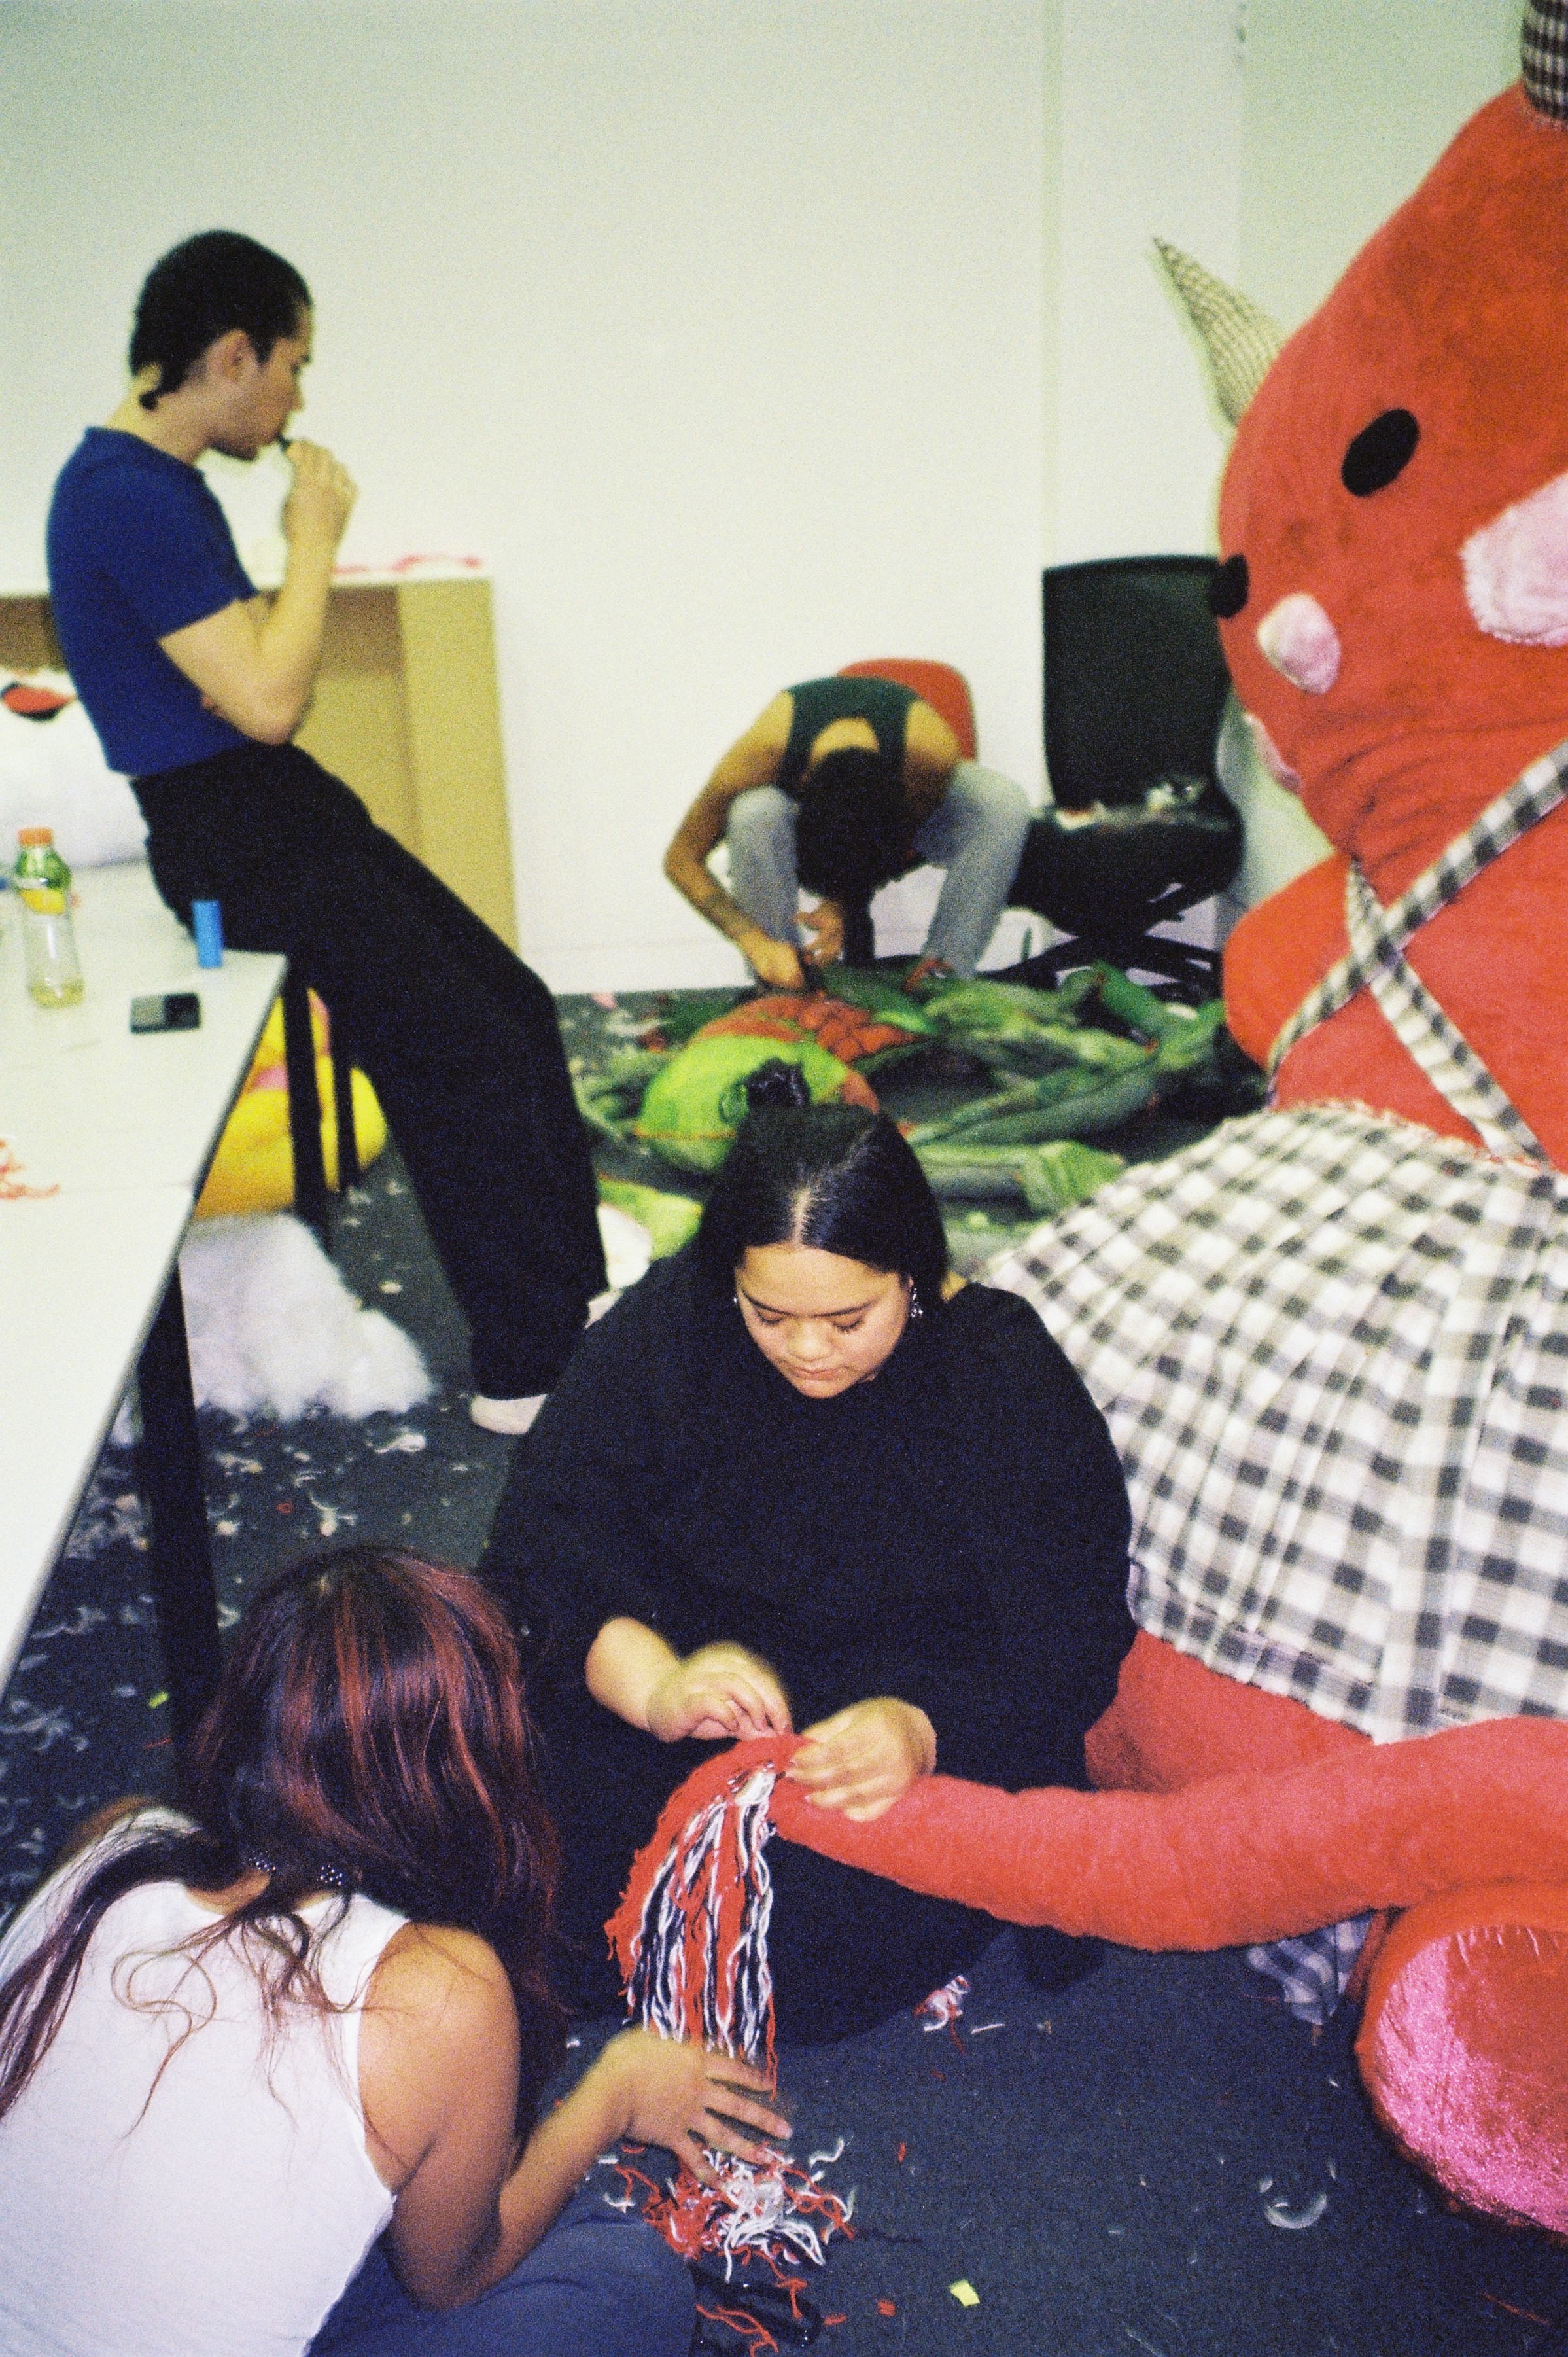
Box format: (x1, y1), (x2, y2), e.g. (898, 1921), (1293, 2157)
(984, 748), (1568, 2015)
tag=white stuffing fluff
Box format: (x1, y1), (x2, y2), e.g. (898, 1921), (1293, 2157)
(0, 671), (148, 868)
(597, 1200), (653, 1292)
(177, 1213), (432, 1422)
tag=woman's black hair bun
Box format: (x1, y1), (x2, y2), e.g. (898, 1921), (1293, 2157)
(743, 1058), (814, 1114)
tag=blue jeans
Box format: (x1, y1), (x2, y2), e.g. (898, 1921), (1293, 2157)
(308, 2178), (693, 2357)
(726, 760), (1032, 976)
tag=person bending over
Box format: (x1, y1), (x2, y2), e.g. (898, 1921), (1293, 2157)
(0, 1546), (791, 2357)
(46, 230), (606, 1436)
(481, 1083), (1136, 2041)
(663, 674), (1032, 989)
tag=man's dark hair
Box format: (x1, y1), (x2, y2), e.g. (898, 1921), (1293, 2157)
(130, 231), (311, 412)
(794, 748), (911, 902)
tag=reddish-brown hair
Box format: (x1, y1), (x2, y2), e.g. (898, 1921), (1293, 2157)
(0, 1548), (563, 2135)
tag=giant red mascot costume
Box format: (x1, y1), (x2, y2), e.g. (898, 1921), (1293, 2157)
(615, 5), (1568, 2239)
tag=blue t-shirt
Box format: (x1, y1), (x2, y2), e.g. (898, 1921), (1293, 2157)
(46, 429), (255, 777)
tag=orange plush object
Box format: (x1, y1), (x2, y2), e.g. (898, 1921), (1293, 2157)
(1113, 15), (1568, 1806)
(699, 990), (923, 1067)
(1082, 1629), (1367, 1795)
(1060, 38), (1568, 1735)
(1216, 70), (1568, 1160)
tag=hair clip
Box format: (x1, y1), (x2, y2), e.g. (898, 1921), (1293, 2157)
(245, 1850), (351, 1892)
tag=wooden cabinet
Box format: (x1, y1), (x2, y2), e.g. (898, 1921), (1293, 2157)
(0, 574), (518, 949)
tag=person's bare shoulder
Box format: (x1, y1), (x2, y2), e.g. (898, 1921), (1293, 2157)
(684, 691), (795, 822)
(900, 698), (962, 801)
(359, 1923), (518, 2193)
(735, 690), (794, 764)
(721, 688), (797, 782)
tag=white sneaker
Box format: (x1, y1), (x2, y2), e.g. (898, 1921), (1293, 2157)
(469, 1391), (547, 1436)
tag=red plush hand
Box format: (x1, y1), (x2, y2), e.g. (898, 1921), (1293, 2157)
(786, 1697), (935, 1820)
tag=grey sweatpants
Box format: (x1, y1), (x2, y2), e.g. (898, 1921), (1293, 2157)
(726, 760), (1032, 976)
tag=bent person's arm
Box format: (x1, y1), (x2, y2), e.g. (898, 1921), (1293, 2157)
(159, 441), (355, 743)
(663, 696), (803, 986)
(371, 1928), (788, 2310)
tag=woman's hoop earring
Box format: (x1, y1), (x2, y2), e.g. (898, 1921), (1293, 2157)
(907, 1285), (924, 1322)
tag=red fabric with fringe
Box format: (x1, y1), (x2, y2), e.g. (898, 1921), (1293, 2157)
(607, 1749), (855, 2309)
(615, 1718), (1568, 1955)
(612, 1726), (1568, 2233)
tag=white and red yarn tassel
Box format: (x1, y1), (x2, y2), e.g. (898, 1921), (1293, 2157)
(604, 1744), (854, 2305)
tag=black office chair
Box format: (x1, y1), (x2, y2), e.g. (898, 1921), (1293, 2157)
(1006, 556), (1242, 997)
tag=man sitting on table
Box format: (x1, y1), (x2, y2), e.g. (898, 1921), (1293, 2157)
(45, 229), (606, 1437)
(663, 675), (1032, 989)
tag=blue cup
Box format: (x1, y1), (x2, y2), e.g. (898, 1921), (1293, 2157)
(192, 900), (224, 968)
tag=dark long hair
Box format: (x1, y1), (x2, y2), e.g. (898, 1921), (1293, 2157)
(699, 1096), (950, 1311)
(0, 1548), (563, 2137)
(130, 230), (310, 411)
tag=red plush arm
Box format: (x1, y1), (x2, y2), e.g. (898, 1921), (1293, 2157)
(768, 1718), (1568, 1947)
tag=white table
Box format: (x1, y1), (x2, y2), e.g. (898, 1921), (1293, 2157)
(0, 862), (285, 1196)
(0, 1188), (192, 1689)
(0, 862), (287, 1741)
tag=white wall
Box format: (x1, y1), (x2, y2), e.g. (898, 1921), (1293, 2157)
(1043, 0), (1521, 561)
(1051, 0), (1244, 567)
(1, 0), (1046, 989)
(1239, 0), (1522, 333)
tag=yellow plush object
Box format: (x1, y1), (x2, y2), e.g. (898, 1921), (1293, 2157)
(194, 994), (388, 1220)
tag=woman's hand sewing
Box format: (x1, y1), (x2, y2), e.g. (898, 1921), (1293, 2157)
(786, 1697), (936, 1820)
(646, 1643), (793, 1744)
(600, 2030), (792, 2193)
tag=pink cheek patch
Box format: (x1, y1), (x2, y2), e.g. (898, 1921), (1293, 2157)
(1244, 711), (1304, 796)
(1256, 593), (1342, 694)
(1462, 468), (1568, 645)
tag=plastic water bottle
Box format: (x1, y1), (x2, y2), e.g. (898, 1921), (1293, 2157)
(14, 827), (84, 1007)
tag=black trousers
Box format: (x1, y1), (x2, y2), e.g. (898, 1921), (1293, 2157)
(136, 743), (606, 1396)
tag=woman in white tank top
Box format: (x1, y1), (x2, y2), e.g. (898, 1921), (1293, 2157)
(0, 1546), (790, 2356)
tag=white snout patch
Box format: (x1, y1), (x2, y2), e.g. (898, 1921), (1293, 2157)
(1257, 594), (1342, 695)
(1244, 711), (1304, 796)
(1462, 469), (1568, 645)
